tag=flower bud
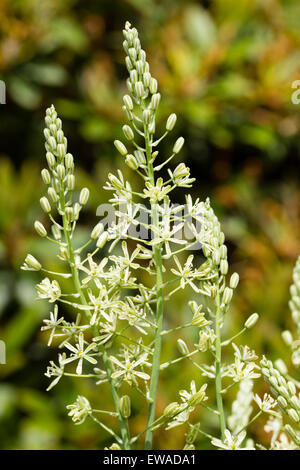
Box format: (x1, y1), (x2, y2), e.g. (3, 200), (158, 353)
(114, 140), (128, 156)
(128, 47), (137, 60)
(166, 113), (177, 131)
(220, 245), (227, 259)
(125, 56), (133, 71)
(163, 402), (181, 418)
(46, 152), (56, 168)
(220, 259), (228, 275)
(223, 287), (233, 305)
(120, 395), (131, 419)
(134, 150), (146, 165)
(41, 169), (51, 185)
(66, 174), (75, 191)
(230, 272), (239, 289)
(65, 207), (74, 223)
(177, 338), (189, 355)
(48, 187), (59, 203)
(44, 128), (51, 140)
(24, 254), (41, 271)
(73, 202), (81, 221)
(212, 249), (220, 265)
(186, 426), (198, 444)
(288, 408), (300, 423)
(57, 143), (66, 158)
(150, 92), (160, 110)
(91, 222), (104, 240)
(143, 72), (151, 88)
(56, 130), (64, 143)
(79, 188), (90, 205)
(244, 313), (259, 329)
(277, 395), (288, 408)
(97, 231), (109, 248)
(143, 109), (151, 124)
(122, 125), (134, 141)
(135, 60), (144, 74)
(49, 124), (57, 136)
(40, 197), (51, 213)
(288, 381), (296, 396)
(52, 225), (61, 240)
(47, 136), (56, 151)
(275, 359), (288, 375)
(173, 137), (185, 154)
(282, 330), (293, 346)
(56, 164), (65, 180)
(125, 154), (139, 170)
(123, 94), (133, 110)
(135, 81), (144, 98)
(34, 221), (47, 237)
(130, 70), (138, 83)
(149, 77), (158, 94)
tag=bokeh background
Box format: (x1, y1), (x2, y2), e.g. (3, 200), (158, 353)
(0, 0), (300, 450)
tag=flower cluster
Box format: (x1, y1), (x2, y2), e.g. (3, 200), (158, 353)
(21, 20), (300, 451)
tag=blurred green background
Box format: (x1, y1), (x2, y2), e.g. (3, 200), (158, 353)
(0, 0), (300, 450)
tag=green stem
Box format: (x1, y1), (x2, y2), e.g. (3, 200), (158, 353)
(59, 187), (131, 449)
(215, 289), (226, 440)
(143, 124), (164, 450)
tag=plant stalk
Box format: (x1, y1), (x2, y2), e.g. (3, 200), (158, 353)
(144, 125), (164, 450)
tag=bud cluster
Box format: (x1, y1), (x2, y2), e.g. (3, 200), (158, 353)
(261, 356), (300, 424)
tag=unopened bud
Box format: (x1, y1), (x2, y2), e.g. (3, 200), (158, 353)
(173, 137), (185, 154)
(46, 152), (56, 168)
(123, 94), (133, 110)
(65, 207), (74, 223)
(79, 188), (90, 205)
(97, 231), (109, 248)
(120, 395), (131, 419)
(122, 125), (134, 141)
(166, 113), (177, 131)
(149, 77), (158, 94)
(150, 93), (160, 110)
(125, 154), (139, 170)
(135, 81), (144, 98)
(220, 259), (228, 275)
(66, 174), (75, 191)
(57, 143), (66, 158)
(41, 169), (51, 185)
(177, 338), (189, 355)
(48, 187), (59, 203)
(34, 221), (47, 237)
(114, 140), (128, 156)
(163, 402), (181, 418)
(91, 222), (104, 240)
(244, 313), (259, 329)
(282, 330), (293, 346)
(56, 164), (65, 180)
(223, 287), (233, 305)
(65, 153), (74, 169)
(230, 273), (239, 289)
(40, 197), (51, 213)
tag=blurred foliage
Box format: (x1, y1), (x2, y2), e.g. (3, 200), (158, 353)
(0, 0), (300, 449)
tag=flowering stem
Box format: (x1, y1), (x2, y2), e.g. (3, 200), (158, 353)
(144, 124), (164, 450)
(215, 288), (226, 440)
(59, 189), (131, 449)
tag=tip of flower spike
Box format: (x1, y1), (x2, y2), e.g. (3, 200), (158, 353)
(125, 21), (131, 30)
